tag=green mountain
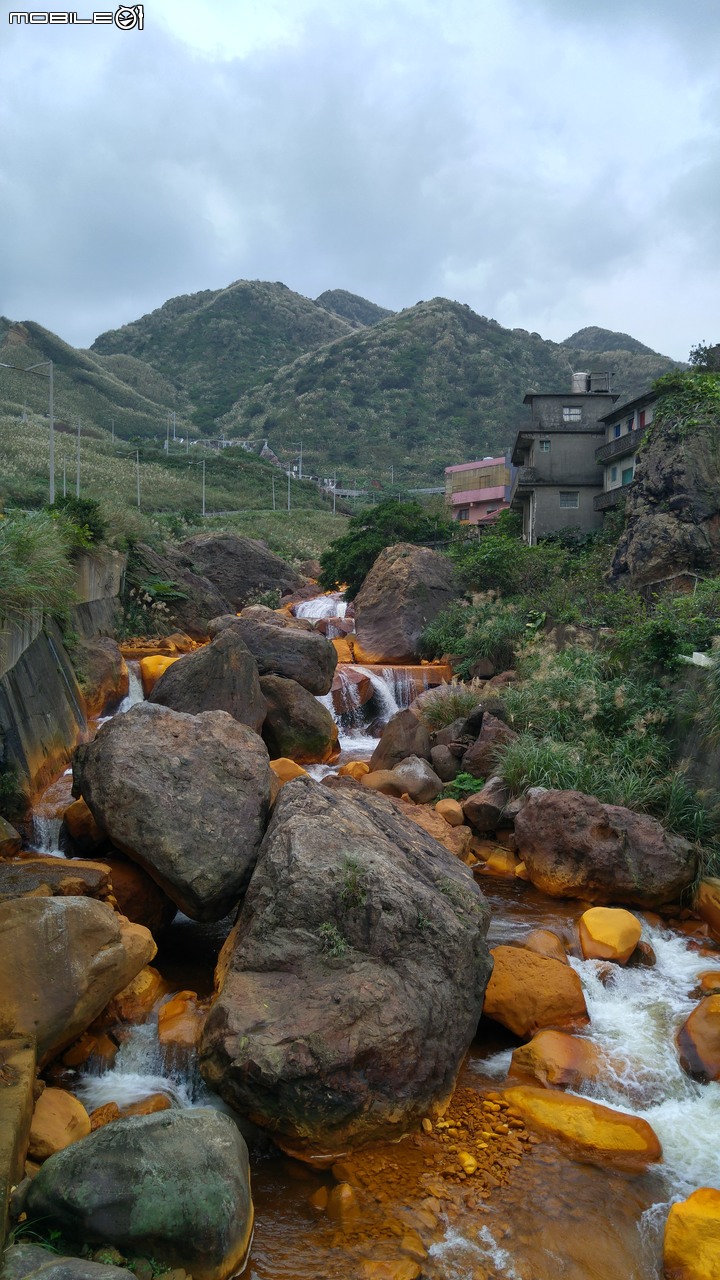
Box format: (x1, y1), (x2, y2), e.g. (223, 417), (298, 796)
(561, 326), (658, 357)
(219, 300), (680, 487)
(91, 279), (354, 431)
(0, 318), (185, 441)
(315, 289), (395, 329)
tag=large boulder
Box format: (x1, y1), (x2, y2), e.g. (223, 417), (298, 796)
(502, 1086), (662, 1174)
(25, 1109), (253, 1280)
(129, 543), (231, 639)
(223, 609), (337, 695)
(179, 532), (302, 609)
(482, 945), (588, 1039)
(353, 543), (461, 664)
(368, 709), (431, 772)
(148, 629), (266, 732)
(0, 1246), (133, 1280)
(0, 897), (155, 1064)
(72, 703), (272, 921)
(259, 675), (338, 764)
(200, 778), (492, 1156)
(514, 790), (697, 908)
(677, 996), (720, 1081)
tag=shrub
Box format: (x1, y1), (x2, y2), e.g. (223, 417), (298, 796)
(50, 495), (107, 545)
(0, 510), (75, 617)
(441, 772), (483, 801)
(417, 679), (485, 731)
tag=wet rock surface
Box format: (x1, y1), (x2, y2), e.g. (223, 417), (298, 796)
(368, 709), (431, 772)
(0, 1245), (134, 1280)
(259, 674), (338, 763)
(73, 703), (272, 921)
(200, 777), (492, 1154)
(179, 532), (302, 609)
(482, 945), (588, 1039)
(224, 608), (337, 695)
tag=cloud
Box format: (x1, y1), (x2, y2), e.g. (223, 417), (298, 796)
(0, 0), (718, 358)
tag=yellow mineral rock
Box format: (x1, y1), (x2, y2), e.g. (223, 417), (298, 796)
(29, 1088), (90, 1161)
(269, 758), (309, 786)
(338, 760), (371, 780)
(663, 1187), (720, 1280)
(503, 1085), (661, 1173)
(327, 1182), (361, 1231)
(579, 907), (642, 965)
(434, 799), (464, 827)
(139, 654), (179, 696)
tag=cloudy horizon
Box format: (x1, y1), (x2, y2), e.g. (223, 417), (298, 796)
(1, 0), (718, 359)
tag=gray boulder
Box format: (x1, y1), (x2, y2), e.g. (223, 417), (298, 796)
(25, 1110), (253, 1280)
(369, 708), (431, 772)
(259, 675), (338, 764)
(225, 609), (337, 695)
(353, 543), (461, 664)
(462, 776), (510, 834)
(179, 532), (302, 608)
(200, 777), (492, 1156)
(462, 713), (518, 779)
(72, 703), (272, 921)
(0, 1246), (132, 1280)
(148, 629), (266, 733)
(129, 544), (231, 639)
(363, 756), (443, 804)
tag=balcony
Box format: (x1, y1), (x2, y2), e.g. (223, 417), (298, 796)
(515, 466), (537, 486)
(593, 487), (628, 512)
(595, 428), (644, 464)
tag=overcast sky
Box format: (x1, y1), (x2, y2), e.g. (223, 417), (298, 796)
(1, 0), (718, 358)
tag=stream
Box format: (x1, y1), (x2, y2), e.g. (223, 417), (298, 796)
(25, 596), (720, 1279)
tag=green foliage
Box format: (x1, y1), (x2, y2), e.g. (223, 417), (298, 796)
(441, 772), (483, 801)
(317, 499), (454, 599)
(50, 495), (107, 545)
(417, 680), (485, 730)
(245, 587), (282, 610)
(652, 369), (720, 436)
(0, 765), (26, 822)
(0, 510), (76, 617)
(340, 856), (367, 909)
(317, 921), (348, 958)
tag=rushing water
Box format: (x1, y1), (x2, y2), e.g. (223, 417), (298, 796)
(295, 594), (348, 620)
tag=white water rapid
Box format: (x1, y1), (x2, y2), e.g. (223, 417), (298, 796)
(295, 594), (348, 620)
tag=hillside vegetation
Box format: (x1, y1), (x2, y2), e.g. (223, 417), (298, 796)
(91, 279), (354, 431)
(220, 299), (679, 486)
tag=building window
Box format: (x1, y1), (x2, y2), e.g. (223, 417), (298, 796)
(562, 407), (582, 422)
(539, 439), (551, 452)
(559, 491), (580, 509)
(621, 466), (634, 486)
(613, 424), (622, 438)
(457, 508), (470, 521)
(610, 466), (618, 482)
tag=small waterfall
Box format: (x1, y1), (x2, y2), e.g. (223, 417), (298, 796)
(30, 812), (64, 857)
(76, 1008), (207, 1113)
(381, 665), (417, 709)
(30, 768), (74, 856)
(295, 595), (348, 620)
(116, 661), (144, 713)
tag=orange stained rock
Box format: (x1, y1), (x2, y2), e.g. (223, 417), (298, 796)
(332, 637), (355, 664)
(89, 1101), (120, 1131)
(521, 928), (569, 965)
(663, 1187), (720, 1280)
(483, 945), (588, 1039)
(434, 799), (464, 827)
(677, 995), (720, 1081)
(308, 1186), (329, 1212)
(698, 970), (720, 995)
(509, 1029), (606, 1089)
(503, 1085), (662, 1173)
(695, 878), (720, 941)
(158, 990), (206, 1050)
(327, 1182), (361, 1231)
(515, 861), (530, 880)
(120, 1092), (172, 1118)
(29, 1087), (90, 1161)
(481, 848), (520, 878)
(358, 1263), (421, 1280)
(392, 798), (472, 861)
(338, 760), (371, 780)
(103, 965), (169, 1025)
(62, 797), (105, 848)
(579, 906), (642, 965)
(269, 758), (309, 785)
(62, 1030), (117, 1070)
(139, 654), (179, 695)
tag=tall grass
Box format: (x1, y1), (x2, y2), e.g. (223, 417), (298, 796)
(417, 679), (485, 731)
(0, 511), (75, 617)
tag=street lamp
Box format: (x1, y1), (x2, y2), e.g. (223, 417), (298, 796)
(0, 359), (54, 501)
(291, 440), (303, 480)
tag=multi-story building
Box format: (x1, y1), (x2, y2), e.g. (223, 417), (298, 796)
(444, 454), (515, 524)
(594, 390), (656, 514)
(510, 372), (619, 543)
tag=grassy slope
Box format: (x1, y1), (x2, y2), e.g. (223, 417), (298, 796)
(315, 289), (395, 328)
(90, 279), (354, 429)
(220, 300), (680, 486)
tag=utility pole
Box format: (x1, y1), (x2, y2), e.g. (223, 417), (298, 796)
(0, 358), (54, 500)
(76, 418), (81, 496)
(166, 416), (170, 454)
(111, 418), (115, 444)
(136, 449), (141, 509)
(391, 463), (394, 485)
(202, 459), (206, 517)
(333, 470), (337, 516)
(172, 410), (176, 441)
(63, 457), (67, 497)
(287, 470), (291, 513)
(272, 477), (276, 511)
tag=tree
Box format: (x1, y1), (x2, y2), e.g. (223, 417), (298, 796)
(318, 499), (454, 599)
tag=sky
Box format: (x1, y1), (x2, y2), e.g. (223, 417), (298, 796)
(0, 0), (719, 358)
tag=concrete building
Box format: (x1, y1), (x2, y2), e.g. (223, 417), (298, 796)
(510, 372), (619, 544)
(594, 390), (656, 515)
(444, 454), (515, 524)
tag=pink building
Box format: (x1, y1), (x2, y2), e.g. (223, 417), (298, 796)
(444, 454), (516, 524)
